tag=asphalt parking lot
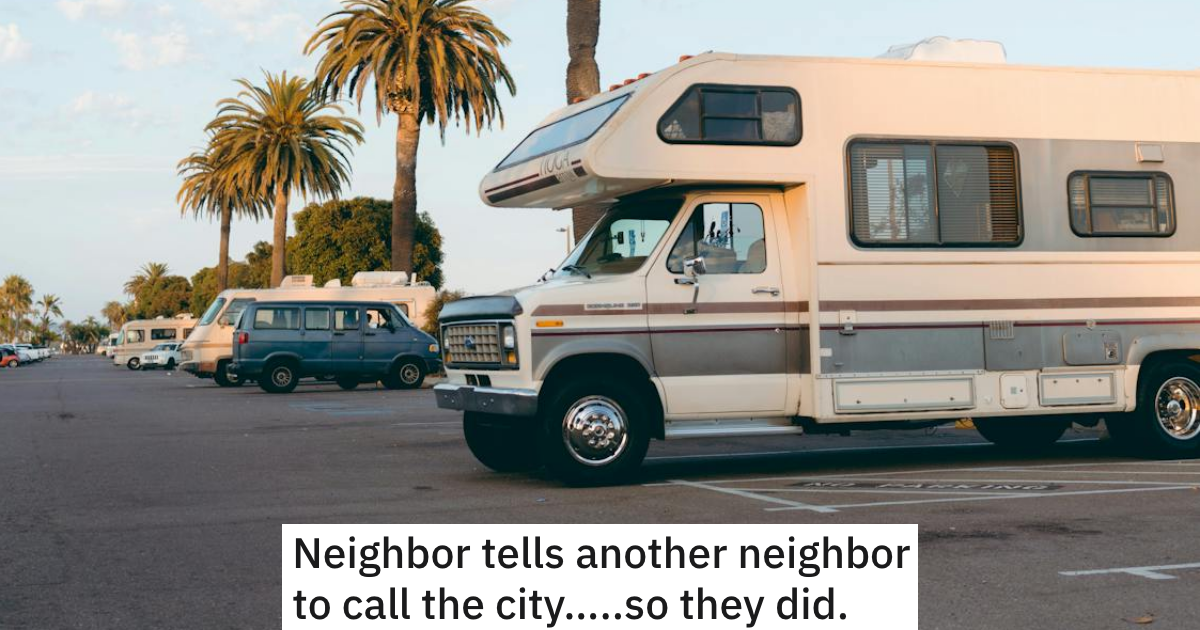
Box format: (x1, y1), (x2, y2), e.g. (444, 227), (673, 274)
(2, 357), (1198, 629)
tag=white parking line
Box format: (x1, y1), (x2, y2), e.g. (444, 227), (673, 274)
(644, 438), (1099, 463)
(1061, 561), (1200, 581)
(763, 484), (1196, 512)
(667, 479), (838, 513)
(732, 476), (1191, 487)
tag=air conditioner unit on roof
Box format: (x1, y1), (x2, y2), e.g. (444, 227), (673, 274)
(351, 271), (408, 287)
(280, 275), (314, 288)
(324, 278), (342, 287)
(878, 36), (1007, 64)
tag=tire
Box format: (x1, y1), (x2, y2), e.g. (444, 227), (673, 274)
(1110, 360), (1200, 457)
(538, 377), (651, 486)
(336, 377), (360, 391)
(6, 361), (16, 369)
(214, 360), (243, 388)
(382, 359), (425, 390)
(126, 357), (141, 371)
(973, 417), (1071, 451)
(166, 359), (176, 370)
(463, 411), (541, 473)
(258, 360), (299, 394)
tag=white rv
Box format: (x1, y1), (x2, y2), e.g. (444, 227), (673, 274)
(436, 52), (1200, 484)
(178, 272), (435, 386)
(114, 315), (196, 370)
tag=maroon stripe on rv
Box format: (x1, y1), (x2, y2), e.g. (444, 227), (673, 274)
(531, 302), (809, 317)
(483, 172), (541, 194)
(487, 175), (561, 203)
(532, 325), (807, 337)
(820, 296), (1200, 312)
(816, 318), (1200, 332)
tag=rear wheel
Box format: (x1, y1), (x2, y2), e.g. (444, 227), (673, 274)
(382, 359), (424, 390)
(1110, 360), (1200, 457)
(6, 360), (17, 368)
(974, 417), (1071, 451)
(336, 377), (360, 391)
(165, 358), (176, 370)
(463, 412), (541, 472)
(259, 360), (299, 394)
(539, 377), (651, 486)
(214, 360), (243, 388)
(126, 357), (141, 371)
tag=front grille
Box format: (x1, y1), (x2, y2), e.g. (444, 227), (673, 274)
(443, 322), (503, 367)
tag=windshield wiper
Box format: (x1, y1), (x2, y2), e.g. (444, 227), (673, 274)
(560, 264), (592, 279)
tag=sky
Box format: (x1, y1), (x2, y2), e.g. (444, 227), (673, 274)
(3, 0), (1200, 321)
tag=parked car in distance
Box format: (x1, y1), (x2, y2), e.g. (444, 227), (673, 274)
(1, 346), (19, 368)
(15, 344), (46, 362)
(139, 342), (182, 370)
(4, 344), (35, 364)
(230, 300), (442, 394)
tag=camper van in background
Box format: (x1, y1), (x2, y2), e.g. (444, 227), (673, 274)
(178, 272), (435, 387)
(436, 51), (1200, 484)
(113, 315), (196, 370)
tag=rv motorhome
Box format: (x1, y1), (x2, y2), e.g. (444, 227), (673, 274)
(436, 52), (1200, 484)
(178, 272), (435, 386)
(114, 315), (196, 370)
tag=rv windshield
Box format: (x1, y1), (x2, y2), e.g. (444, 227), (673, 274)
(217, 298), (255, 327)
(554, 199), (680, 278)
(198, 297), (226, 326)
(496, 95), (629, 170)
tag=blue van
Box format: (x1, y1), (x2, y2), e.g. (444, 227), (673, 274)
(230, 301), (442, 394)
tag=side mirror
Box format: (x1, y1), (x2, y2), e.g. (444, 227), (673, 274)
(685, 256), (707, 277)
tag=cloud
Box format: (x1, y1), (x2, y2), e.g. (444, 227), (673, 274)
(56, 0), (128, 21)
(65, 91), (167, 130)
(0, 23), (31, 63)
(233, 12), (304, 44)
(107, 25), (191, 70)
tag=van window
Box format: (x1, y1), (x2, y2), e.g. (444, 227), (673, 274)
(1069, 172), (1174, 237)
(151, 328), (177, 340)
(124, 330), (144, 344)
(253, 307), (300, 330)
(849, 140), (1021, 247)
(334, 308), (360, 331)
(305, 308), (330, 331)
(496, 95), (629, 170)
(198, 298), (226, 325)
(659, 85), (800, 145)
(667, 203), (767, 274)
(366, 307), (400, 330)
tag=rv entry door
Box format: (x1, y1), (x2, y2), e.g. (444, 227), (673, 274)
(646, 194), (787, 415)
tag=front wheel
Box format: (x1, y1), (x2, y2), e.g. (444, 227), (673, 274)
(336, 377), (360, 391)
(539, 378), (651, 486)
(463, 412), (541, 472)
(258, 360), (299, 394)
(973, 417), (1071, 451)
(165, 359), (176, 370)
(1109, 360), (1200, 457)
(126, 357), (141, 371)
(382, 359), (424, 390)
(214, 360), (243, 387)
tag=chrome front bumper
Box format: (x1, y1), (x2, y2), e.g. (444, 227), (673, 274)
(433, 383), (538, 417)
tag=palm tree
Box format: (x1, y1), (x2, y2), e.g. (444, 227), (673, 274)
(125, 262), (170, 298)
(306, 0), (515, 275)
(102, 301), (128, 329)
(0, 274), (35, 342)
(39, 294), (63, 320)
(208, 72), (364, 287)
(177, 140), (267, 292)
(566, 0), (605, 242)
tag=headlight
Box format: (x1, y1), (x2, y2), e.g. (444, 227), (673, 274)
(501, 325), (516, 349)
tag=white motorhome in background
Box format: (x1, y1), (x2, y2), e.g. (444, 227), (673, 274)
(435, 51), (1200, 484)
(114, 315), (196, 370)
(178, 272), (436, 387)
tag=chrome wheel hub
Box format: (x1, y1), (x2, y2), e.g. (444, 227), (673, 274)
(562, 396), (628, 466)
(1155, 377), (1200, 441)
(272, 368), (292, 387)
(401, 364), (420, 384)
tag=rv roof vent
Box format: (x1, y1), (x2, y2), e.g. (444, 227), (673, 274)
(280, 275), (314, 288)
(324, 278), (343, 288)
(878, 36), (1007, 64)
(351, 271), (408, 287)
(174, 313), (192, 319)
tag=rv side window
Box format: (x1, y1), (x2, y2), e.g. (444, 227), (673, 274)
(253, 308), (300, 330)
(1069, 172), (1174, 237)
(150, 328), (176, 340)
(848, 140), (1021, 247)
(659, 85), (800, 145)
(124, 330), (144, 344)
(667, 203), (767, 274)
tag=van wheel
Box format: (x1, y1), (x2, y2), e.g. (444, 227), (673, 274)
(1112, 360), (1200, 457)
(539, 377), (650, 486)
(165, 359), (176, 370)
(463, 412), (541, 472)
(382, 359), (424, 390)
(259, 360), (299, 394)
(126, 357), (141, 371)
(336, 377), (359, 391)
(214, 360), (243, 387)
(974, 417), (1071, 451)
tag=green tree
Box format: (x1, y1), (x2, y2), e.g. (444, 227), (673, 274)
(288, 196), (444, 288)
(189, 261), (255, 314)
(306, 0), (515, 275)
(124, 262), (170, 298)
(421, 289), (464, 336)
(243, 241), (274, 289)
(102, 301), (129, 329)
(31, 294), (64, 345)
(208, 72), (364, 287)
(0, 274), (35, 342)
(177, 140), (267, 293)
(64, 317), (109, 354)
(132, 276), (193, 319)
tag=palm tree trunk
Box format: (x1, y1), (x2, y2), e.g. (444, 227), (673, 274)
(566, 0), (603, 242)
(217, 205), (232, 292)
(270, 187), (289, 287)
(392, 106), (421, 275)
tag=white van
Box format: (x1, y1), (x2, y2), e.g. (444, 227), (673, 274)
(179, 272), (435, 387)
(437, 52), (1200, 484)
(114, 315), (196, 370)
